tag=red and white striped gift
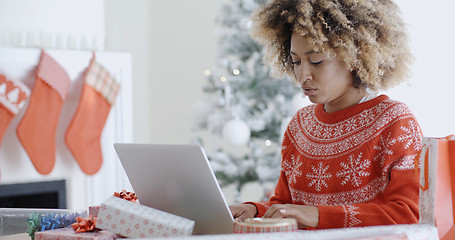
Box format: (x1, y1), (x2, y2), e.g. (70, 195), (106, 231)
(233, 218), (298, 234)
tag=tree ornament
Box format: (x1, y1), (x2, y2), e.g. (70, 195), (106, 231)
(222, 118), (251, 146)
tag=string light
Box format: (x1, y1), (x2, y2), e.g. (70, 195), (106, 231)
(265, 140), (272, 147)
(233, 69), (240, 75)
(220, 76), (227, 82)
(204, 69), (211, 76)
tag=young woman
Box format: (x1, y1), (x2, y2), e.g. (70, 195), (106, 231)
(230, 0), (422, 229)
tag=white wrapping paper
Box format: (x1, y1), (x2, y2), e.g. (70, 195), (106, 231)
(97, 196), (194, 238)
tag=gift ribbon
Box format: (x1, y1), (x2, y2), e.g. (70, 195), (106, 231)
(71, 216), (97, 233)
(419, 145), (430, 191)
(415, 147), (422, 183)
(114, 189), (138, 203)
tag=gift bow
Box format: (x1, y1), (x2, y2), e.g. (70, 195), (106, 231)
(40, 213), (62, 232)
(26, 213), (40, 239)
(71, 216), (97, 233)
(114, 189), (138, 203)
(26, 212), (82, 239)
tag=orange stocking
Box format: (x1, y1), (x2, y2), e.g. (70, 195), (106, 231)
(65, 56), (120, 175)
(0, 74), (30, 179)
(0, 74), (29, 145)
(16, 51), (71, 175)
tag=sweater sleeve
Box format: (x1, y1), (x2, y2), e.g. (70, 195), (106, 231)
(318, 113), (422, 229)
(317, 166), (419, 228)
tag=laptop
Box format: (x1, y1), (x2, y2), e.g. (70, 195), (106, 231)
(113, 143), (235, 235)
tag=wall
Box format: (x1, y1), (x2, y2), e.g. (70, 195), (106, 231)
(105, 0), (222, 144)
(146, 1), (221, 144)
(388, 0), (455, 137)
(0, 0), (104, 50)
(104, 0), (152, 143)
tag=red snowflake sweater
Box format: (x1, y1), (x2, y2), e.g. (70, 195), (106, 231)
(252, 95), (422, 229)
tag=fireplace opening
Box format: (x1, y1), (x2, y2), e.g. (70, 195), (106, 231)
(0, 180), (66, 209)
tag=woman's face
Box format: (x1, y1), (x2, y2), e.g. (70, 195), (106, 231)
(290, 32), (365, 113)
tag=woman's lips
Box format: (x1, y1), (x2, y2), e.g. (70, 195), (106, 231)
(303, 88), (317, 96)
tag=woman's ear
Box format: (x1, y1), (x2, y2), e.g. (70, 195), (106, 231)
(351, 71), (364, 89)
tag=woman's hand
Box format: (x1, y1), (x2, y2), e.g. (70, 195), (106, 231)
(263, 204), (319, 228)
(229, 203), (257, 222)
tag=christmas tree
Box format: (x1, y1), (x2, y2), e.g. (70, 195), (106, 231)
(192, 0), (305, 201)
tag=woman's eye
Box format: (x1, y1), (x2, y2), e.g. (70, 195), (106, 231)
(292, 61), (301, 65)
(311, 60), (323, 65)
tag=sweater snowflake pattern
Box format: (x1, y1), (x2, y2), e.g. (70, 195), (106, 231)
(252, 95), (422, 229)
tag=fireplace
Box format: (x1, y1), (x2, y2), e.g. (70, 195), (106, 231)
(0, 180), (66, 208)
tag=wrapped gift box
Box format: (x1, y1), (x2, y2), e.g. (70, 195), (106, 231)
(89, 206), (100, 218)
(97, 196), (195, 238)
(34, 227), (118, 240)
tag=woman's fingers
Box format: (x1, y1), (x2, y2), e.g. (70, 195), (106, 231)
(263, 204), (319, 228)
(229, 204), (257, 221)
(276, 207), (299, 221)
(263, 204), (285, 218)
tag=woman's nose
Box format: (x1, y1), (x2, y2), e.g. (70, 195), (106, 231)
(298, 64), (312, 85)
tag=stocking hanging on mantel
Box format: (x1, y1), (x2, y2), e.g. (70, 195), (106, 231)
(16, 50), (71, 175)
(0, 74), (30, 180)
(0, 74), (30, 145)
(65, 55), (120, 175)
